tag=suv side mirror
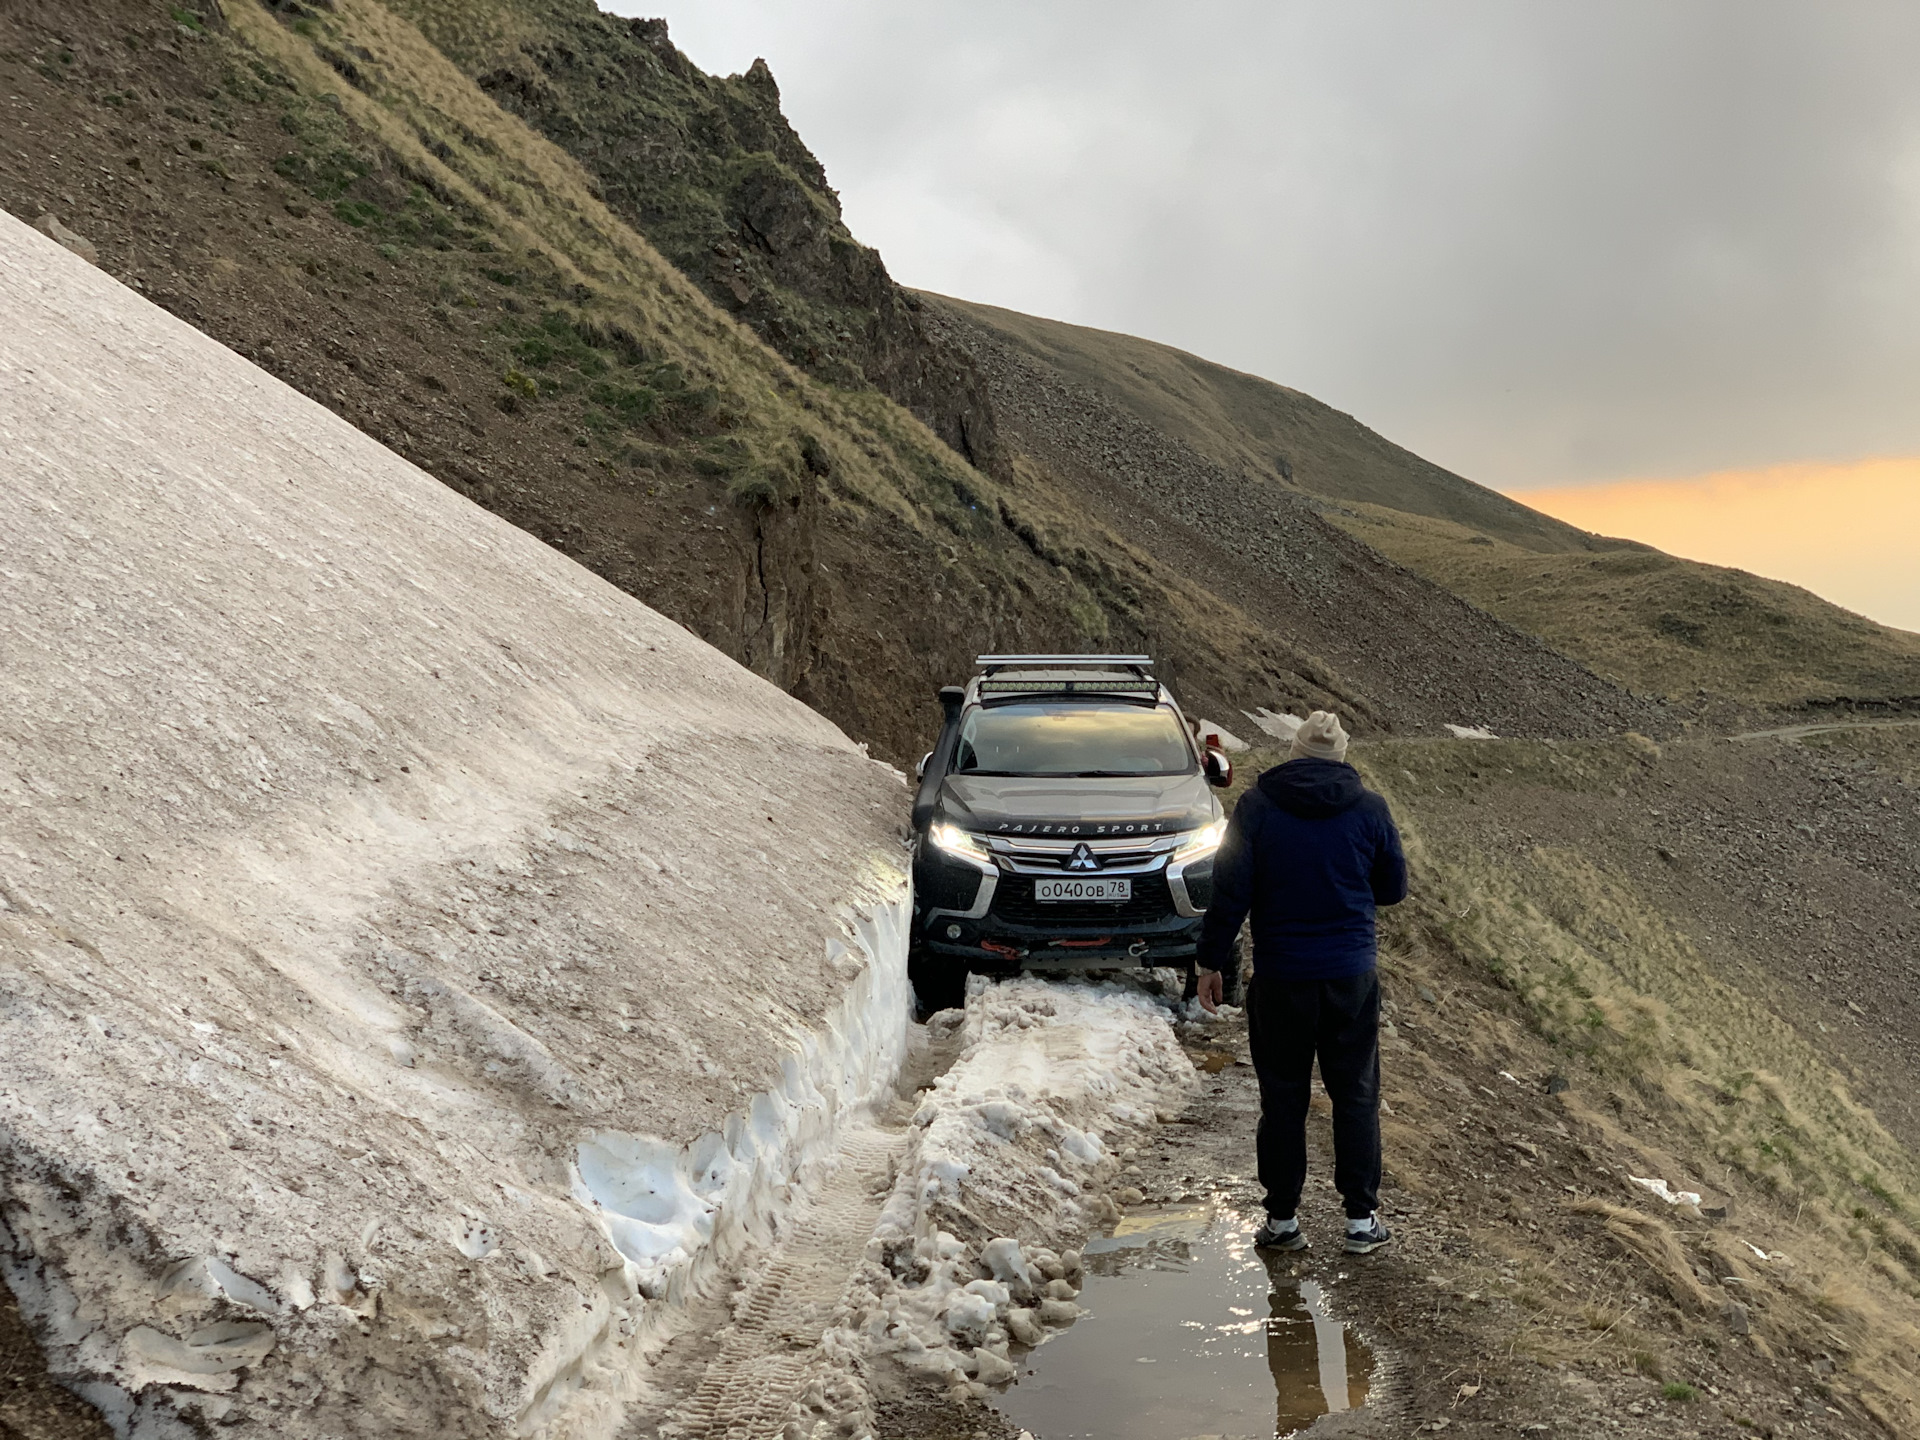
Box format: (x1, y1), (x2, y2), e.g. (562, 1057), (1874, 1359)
(1204, 747), (1233, 788)
(916, 750), (933, 782)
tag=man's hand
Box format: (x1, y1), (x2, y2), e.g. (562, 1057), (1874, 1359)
(1196, 967), (1224, 1014)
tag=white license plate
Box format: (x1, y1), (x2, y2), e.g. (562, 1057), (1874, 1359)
(1034, 877), (1132, 902)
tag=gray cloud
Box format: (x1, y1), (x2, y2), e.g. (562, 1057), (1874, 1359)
(618, 0), (1920, 489)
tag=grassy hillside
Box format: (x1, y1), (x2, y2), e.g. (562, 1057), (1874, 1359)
(1336, 502), (1920, 708)
(1205, 729), (1920, 1433)
(1372, 728), (1920, 1433)
(0, 0), (1667, 756)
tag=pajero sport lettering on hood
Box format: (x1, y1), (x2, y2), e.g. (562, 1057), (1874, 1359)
(906, 655), (1234, 1013)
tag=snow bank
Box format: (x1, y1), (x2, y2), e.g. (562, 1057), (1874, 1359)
(0, 210), (911, 1438)
(782, 979), (1197, 1434)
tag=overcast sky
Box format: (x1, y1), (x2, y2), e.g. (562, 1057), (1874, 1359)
(615, 0), (1920, 497)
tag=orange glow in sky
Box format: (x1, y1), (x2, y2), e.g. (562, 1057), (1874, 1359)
(1510, 457), (1920, 635)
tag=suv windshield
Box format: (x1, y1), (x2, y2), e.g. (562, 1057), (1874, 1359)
(953, 702), (1196, 777)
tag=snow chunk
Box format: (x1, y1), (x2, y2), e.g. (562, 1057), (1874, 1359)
(944, 1290), (998, 1344)
(1444, 723), (1500, 740)
(853, 977), (1195, 1393)
(1628, 1175), (1703, 1208)
(1243, 708), (1305, 743)
(981, 1237), (1037, 1289)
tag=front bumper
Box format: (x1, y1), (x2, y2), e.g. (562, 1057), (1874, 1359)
(913, 840), (1212, 967)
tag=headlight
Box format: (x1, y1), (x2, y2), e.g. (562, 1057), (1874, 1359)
(930, 822), (989, 862)
(1173, 818), (1227, 862)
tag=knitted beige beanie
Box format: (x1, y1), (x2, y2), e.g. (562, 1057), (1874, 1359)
(1289, 710), (1350, 762)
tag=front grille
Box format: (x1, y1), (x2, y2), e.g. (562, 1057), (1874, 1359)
(990, 873), (1177, 926)
(999, 844), (1162, 872)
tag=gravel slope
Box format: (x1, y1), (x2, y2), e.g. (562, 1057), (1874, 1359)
(923, 298), (1662, 740)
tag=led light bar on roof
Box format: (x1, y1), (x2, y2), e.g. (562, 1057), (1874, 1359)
(977, 678), (1159, 695)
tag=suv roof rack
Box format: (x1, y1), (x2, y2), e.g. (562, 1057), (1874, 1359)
(975, 653), (1153, 676)
(974, 654), (1160, 699)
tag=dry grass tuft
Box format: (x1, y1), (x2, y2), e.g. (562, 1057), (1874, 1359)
(1567, 1200), (1720, 1313)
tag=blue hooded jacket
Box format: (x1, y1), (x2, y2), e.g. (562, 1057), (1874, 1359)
(1196, 758), (1408, 981)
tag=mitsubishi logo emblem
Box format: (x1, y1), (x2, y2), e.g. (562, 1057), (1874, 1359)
(1065, 843), (1103, 872)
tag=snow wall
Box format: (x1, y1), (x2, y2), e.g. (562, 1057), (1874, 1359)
(0, 209), (912, 1438)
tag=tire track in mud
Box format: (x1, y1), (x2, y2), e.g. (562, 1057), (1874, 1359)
(660, 1125), (909, 1439)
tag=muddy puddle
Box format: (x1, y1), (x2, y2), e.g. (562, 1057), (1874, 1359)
(995, 1205), (1372, 1440)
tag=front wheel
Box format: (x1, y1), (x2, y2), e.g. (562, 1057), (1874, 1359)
(908, 937), (969, 1019)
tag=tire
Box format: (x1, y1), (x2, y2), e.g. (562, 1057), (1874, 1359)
(908, 938), (968, 1018)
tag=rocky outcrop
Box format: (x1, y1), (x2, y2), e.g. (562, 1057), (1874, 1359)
(0, 211), (912, 1438)
(400, 2), (1005, 478)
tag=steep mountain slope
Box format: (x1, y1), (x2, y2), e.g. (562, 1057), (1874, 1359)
(0, 0), (1655, 756)
(0, 0), (1118, 761)
(922, 302), (1653, 737)
(934, 297), (1920, 712)
(932, 293), (1600, 553)
(5, 5), (1920, 1439)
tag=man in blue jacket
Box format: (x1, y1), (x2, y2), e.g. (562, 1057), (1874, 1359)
(1195, 710), (1407, 1255)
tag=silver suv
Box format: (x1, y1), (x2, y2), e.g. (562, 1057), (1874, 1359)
(907, 656), (1234, 1012)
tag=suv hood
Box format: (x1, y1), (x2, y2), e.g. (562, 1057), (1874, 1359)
(936, 772), (1215, 838)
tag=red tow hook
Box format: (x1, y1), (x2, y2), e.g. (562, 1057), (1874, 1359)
(1054, 936), (1114, 949)
(980, 939), (1025, 958)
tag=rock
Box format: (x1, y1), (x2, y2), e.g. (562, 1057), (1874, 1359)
(31, 212), (99, 265)
(1043, 1277), (1079, 1302)
(1417, 985), (1439, 1004)
(1059, 1249), (1084, 1279)
(1546, 1074), (1571, 1095)
(1116, 1186), (1146, 1206)
(1723, 1298), (1751, 1335)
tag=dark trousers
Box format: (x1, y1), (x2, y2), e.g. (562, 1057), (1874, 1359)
(1246, 969), (1382, 1220)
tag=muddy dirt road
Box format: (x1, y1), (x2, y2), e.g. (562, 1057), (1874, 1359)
(603, 947), (1886, 1440)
